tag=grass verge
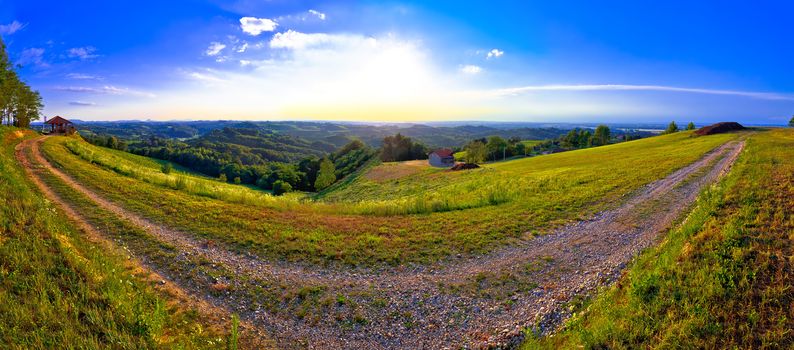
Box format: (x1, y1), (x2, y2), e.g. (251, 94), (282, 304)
(522, 128), (792, 349)
(0, 127), (231, 349)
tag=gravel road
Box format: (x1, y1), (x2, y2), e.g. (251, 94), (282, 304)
(18, 136), (745, 349)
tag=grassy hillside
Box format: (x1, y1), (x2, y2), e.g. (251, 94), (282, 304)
(321, 131), (736, 203)
(40, 130), (736, 266)
(0, 127), (233, 348)
(522, 128), (793, 349)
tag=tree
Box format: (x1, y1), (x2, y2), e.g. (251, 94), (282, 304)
(107, 136), (119, 150)
(380, 133), (428, 162)
(578, 130), (593, 148)
(686, 122), (696, 130)
(0, 37), (43, 127)
(593, 125), (610, 146)
(514, 142), (527, 156)
(486, 136), (508, 161)
(218, 173), (227, 182)
(664, 121), (679, 134)
(314, 158), (336, 191)
(161, 162), (173, 174)
(464, 140), (487, 163)
(561, 129), (579, 149)
(272, 180), (292, 196)
(789, 115), (794, 127)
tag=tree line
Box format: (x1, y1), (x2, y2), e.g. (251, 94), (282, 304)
(83, 134), (376, 195)
(459, 124), (664, 164)
(1, 37), (43, 128)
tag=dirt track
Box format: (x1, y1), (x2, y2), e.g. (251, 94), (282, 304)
(18, 136), (745, 349)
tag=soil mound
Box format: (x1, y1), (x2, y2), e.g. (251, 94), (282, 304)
(450, 162), (480, 171)
(695, 122), (745, 136)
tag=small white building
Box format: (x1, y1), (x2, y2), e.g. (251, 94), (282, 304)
(428, 148), (455, 167)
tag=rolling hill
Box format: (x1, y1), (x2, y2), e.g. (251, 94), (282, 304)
(4, 124), (790, 349)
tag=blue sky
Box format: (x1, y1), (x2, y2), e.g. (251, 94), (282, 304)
(1, 0), (792, 124)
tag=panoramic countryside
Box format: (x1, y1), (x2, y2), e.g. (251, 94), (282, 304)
(1, 1), (792, 349)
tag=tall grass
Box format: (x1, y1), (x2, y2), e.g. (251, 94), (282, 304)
(37, 131), (741, 266)
(0, 127), (227, 348)
(64, 140), (301, 209)
(522, 129), (793, 349)
(61, 139), (522, 216)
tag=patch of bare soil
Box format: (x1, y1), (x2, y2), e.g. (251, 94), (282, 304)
(450, 162), (480, 171)
(365, 160), (429, 182)
(19, 136), (746, 349)
(695, 122), (745, 136)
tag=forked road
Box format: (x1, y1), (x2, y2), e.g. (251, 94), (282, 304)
(18, 135), (745, 349)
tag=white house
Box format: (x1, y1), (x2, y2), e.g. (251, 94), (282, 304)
(428, 148), (455, 167)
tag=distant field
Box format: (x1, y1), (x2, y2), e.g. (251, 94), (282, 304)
(0, 127), (233, 348)
(41, 131), (736, 266)
(522, 128), (793, 349)
(521, 139), (545, 148)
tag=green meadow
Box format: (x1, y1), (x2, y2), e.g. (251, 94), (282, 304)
(41, 130), (736, 266)
(522, 128), (793, 349)
(0, 127), (233, 349)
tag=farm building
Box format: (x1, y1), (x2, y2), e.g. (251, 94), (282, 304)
(428, 148), (455, 167)
(44, 116), (76, 135)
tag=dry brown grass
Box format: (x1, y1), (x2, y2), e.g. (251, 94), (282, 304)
(365, 160), (430, 182)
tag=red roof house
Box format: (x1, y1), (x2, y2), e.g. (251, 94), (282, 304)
(428, 148), (455, 167)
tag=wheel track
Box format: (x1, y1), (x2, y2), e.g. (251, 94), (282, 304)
(14, 137), (274, 348)
(20, 135), (746, 349)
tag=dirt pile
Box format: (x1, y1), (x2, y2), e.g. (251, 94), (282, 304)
(695, 122), (745, 136)
(450, 162), (480, 171)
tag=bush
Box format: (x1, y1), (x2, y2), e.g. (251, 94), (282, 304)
(233, 176), (241, 185)
(161, 162), (172, 174)
(664, 121), (679, 134)
(218, 173), (227, 182)
(272, 180), (292, 196)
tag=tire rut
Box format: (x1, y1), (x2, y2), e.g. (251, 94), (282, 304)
(14, 137), (273, 348)
(21, 136), (746, 349)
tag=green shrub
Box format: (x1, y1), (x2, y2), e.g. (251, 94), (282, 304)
(161, 162), (172, 174)
(273, 180), (292, 196)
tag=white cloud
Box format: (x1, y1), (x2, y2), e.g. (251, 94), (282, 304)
(269, 30), (376, 50)
(69, 101), (96, 106)
(68, 46), (98, 60)
(188, 70), (228, 84)
(460, 64), (482, 74)
(0, 21), (25, 35)
(474, 84), (794, 101)
(66, 73), (101, 80)
(236, 42), (249, 53)
(55, 85), (155, 98)
(18, 48), (47, 67)
(486, 48), (504, 59)
(271, 30), (331, 49)
(239, 17), (277, 36)
(308, 9), (327, 20)
(205, 42), (226, 56)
